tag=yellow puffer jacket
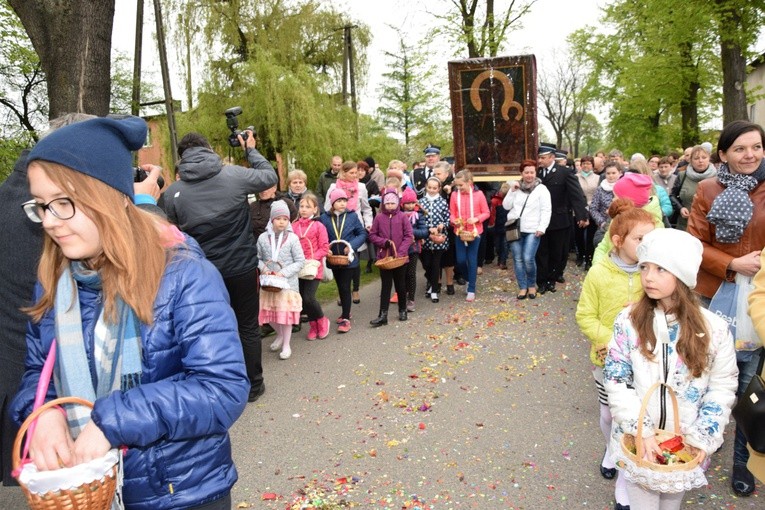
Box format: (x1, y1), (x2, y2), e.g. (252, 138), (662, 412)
(576, 254), (644, 367)
(592, 196), (664, 265)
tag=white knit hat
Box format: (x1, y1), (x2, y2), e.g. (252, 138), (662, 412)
(636, 229), (703, 289)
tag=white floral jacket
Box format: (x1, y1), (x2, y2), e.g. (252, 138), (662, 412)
(604, 306), (738, 455)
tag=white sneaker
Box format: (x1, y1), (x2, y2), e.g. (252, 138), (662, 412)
(279, 347), (292, 360)
(466, 292), (475, 302)
(270, 338), (283, 352)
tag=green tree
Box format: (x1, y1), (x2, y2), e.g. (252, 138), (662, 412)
(8, 0), (114, 118)
(161, 0), (392, 185)
(713, 0), (765, 123)
(429, 0), (537, 58)
(376, 35), (442, 146)
(569, 0), (720, 151)
(0, 0), (46, 142)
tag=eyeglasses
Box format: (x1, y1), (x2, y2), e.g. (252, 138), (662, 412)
(21, 197), (76, 223)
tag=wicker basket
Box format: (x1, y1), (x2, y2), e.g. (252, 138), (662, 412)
(13, 397), (119, 510)
(458, 227), (477, 242)
(375, 242), (408, 270)
(326, 240), (351, 266)
(260, 261), (289, 292)
(429, 232), (446, 244)
(620, 382), (703, 473)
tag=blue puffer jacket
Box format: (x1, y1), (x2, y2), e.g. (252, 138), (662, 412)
(11, 237), (249, 509)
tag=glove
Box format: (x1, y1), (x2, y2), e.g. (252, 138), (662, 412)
(385, 239), (392, 248)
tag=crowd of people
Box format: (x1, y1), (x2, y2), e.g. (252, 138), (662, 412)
(0, 114), (764, 510)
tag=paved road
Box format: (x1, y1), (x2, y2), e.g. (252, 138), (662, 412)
(1, 260), (761, 509)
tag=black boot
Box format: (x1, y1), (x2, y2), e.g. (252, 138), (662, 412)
(399, 308), (408, 321)
(370, 310), (388, 327)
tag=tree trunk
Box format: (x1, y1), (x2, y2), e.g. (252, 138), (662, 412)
(680, 80), (700, 148)
(716, 0), (749, 124)
(9, 0), (115, 119)
(720, 38), (749, 124)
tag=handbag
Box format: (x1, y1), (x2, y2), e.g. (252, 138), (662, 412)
(321, 258), (334, 282)
(732, 349), (765, 453)
(505, 192), (530, 242)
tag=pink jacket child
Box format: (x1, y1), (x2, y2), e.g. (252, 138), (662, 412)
(292, 216), (330, 280)
(449, 184), (490, 235)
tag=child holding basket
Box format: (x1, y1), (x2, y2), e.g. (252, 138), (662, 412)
(604, 228), (738, 508)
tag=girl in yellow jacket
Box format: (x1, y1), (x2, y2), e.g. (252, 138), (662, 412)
(576, 199), (655, 510)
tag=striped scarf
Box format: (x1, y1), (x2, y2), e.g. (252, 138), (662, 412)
(54, 263), (142, 437)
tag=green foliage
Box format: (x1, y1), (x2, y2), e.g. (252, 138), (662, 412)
(110, 50), (163, 115)
(426, 0), (537, 58)
(161, 0), (403, 188)
(376, 35), (443, 146)
(0, 136), (29, 184)
(568, 0), (765, 154)
(0, 0), (46, 139)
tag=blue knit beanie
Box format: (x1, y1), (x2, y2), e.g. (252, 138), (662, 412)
(27, 116), (148, 201)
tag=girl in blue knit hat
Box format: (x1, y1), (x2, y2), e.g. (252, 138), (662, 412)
(10, 116), (249, 510)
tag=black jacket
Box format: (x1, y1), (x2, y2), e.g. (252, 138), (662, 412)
(538, 163), (587, 231)
(163, 147), (278, 278)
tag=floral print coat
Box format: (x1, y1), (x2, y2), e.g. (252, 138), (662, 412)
(604, 306), (738, 456)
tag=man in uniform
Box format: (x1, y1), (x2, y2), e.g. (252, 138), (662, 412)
(412, 144), (441, 197)
(535, 143), (588, 294)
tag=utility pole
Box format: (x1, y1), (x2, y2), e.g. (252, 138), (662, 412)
(131, 0), (144, 117)
(130, 0), (180, 168)
(153, 0), (179, 168)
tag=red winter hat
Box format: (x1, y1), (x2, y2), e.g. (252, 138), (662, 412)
(613, 173), (652, 207)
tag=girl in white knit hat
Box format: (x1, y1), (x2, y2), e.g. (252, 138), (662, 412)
(257, 200), (305, 359)
(603, 228), (738, 509)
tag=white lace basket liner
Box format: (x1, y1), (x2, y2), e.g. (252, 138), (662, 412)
(13, 396), (124, 510)
(613, 381), (706, 493)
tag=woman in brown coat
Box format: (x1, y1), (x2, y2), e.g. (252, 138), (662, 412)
(687, 120), (765, 498)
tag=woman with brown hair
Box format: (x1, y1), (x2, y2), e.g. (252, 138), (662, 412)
(688, 120), (765, 496)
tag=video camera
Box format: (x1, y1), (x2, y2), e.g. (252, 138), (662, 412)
(134, 167), (165, 189)
(225, 106), (255, 148)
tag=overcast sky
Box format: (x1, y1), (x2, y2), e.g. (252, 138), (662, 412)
(112, 0), (604, 117)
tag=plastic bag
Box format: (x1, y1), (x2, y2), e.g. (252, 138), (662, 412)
(735, 273), (762, 352)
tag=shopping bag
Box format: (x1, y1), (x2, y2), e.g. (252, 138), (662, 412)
(736, 274), (763, 352)
(709, 279), (738, 337)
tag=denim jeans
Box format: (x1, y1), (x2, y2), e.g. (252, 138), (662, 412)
(510, 232), (541, 290)
(455, 236), (480, 293)
(734, 348), (764, 465)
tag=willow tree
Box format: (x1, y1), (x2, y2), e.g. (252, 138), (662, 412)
(163, 0), (390, 184)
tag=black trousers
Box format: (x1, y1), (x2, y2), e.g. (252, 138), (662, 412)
(405, 253), (419, 301)
(574, 220), (598, 264)
(352, 265), (360, 292)
(379, 266), (407, 313)
(421, 249), (444, 292)
(223, 268), (263, 391)
(535, 227), (570, 286)
(334, 267), (354, 319)
(298, 278), (323, 321)
(188, 493), (231, 510)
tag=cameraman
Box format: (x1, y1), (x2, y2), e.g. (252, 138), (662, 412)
(163, 129), (277, 403)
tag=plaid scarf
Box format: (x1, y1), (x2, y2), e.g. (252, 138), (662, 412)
(54, 263), (142, 437)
